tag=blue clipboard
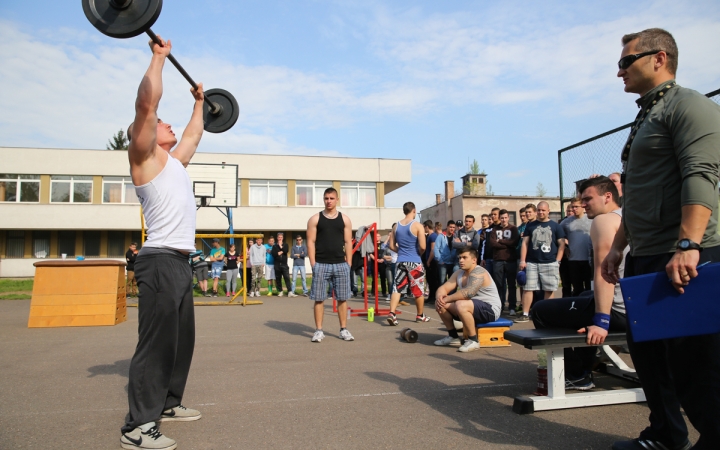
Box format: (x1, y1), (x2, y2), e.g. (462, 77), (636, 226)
(620, 261), (720, 342)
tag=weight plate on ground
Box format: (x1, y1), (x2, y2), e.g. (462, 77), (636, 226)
(203, 88), (239, 133)
(82, 0), (163, 39)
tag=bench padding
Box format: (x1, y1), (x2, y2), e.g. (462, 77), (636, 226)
(505, 328), (627, 349)
(478, 318), (513, 328)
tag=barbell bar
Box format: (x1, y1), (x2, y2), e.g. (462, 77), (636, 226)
(82, 0), (239, 133)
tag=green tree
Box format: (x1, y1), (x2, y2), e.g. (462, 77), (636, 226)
(469, 159), (481, 174)
(486, 184), (494, 196)
(107, 129), (129, 150)
(536, 182), (547, 197)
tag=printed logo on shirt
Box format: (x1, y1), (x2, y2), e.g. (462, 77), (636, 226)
(495, 230), (512, 239)
(532, 226), (553, 253)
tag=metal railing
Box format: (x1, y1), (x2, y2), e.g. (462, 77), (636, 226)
(557, 87), (720, 214)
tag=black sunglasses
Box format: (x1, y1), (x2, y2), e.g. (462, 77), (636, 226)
(618, 50), (660, 70)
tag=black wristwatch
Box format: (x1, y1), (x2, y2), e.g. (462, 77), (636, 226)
(677, 239), (702, 251)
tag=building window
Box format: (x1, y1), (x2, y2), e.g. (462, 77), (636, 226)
(296, 181), (332, 206)
(84, 231), (101, 257)
(549, 212), (562, 223)
(58, 231), (76, 257)
(340, 182), (376, 207)
(0, 174), (40, 203)
(103, 177), (139, 204)
(33, 231), (50, 258)
(51, 176), (92, 203)
(5, 231), (25, 258)
(249, 180), (287, 206)
(108, 231), (126, 257)
(508, 212), (517, 225)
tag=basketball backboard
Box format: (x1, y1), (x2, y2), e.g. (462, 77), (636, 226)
(187, 163), (239, 207)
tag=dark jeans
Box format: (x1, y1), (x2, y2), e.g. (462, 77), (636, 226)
(559, 255), (571, 297)
(532, 290), (626, 379)
(368, 261), (388, 295)
(483, 259), (494, 284)
(493, 260), (518, 311)
(274, 263), (291, 292)
(123, 248), (195, 432)
(438, 263), (454, 285)
(568, 260), (592, 296)
(624, 246), (720, 449)
(424, 259), (439, 303)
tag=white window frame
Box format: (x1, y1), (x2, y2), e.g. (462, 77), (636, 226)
(0, 174), (40, 203)
(295, 181), (333, 207)
(249, 179), (288, 206)
(50, 176), (93, 203)
(340, 182), (376, 208)
(102, 177), (139, 204)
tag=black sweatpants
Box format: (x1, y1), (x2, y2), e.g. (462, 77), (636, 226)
(531, 290), (626, 379)
(624, 246), (720, 450)
(567, 260), (592, 296)
(275, 263), (291, 292)
(123, 247), (195, 432)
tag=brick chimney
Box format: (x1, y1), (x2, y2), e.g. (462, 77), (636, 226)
(435, 194), (442, 205)
(444, 180), (454, 202)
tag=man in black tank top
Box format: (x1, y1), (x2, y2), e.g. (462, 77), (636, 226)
(306, 188), (354, 343)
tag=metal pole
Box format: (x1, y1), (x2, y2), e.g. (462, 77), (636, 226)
(558, 150), (565, 218)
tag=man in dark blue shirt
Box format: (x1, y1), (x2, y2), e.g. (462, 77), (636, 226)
(515, 201), (566, 323)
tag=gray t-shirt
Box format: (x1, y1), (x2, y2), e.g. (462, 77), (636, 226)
(562, 215), (592, 261)
(456, 266), (501, 320)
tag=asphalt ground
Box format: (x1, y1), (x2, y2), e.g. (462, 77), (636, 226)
(0, 296), (699, 449)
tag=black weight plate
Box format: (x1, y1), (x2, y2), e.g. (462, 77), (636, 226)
(203, 88), (239, 133)
(82, 0), (163, 39)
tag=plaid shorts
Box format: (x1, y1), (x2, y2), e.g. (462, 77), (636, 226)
(525, 261), (560, 292)
(310, 262), (351, 302)
(393, 261), (426, 298)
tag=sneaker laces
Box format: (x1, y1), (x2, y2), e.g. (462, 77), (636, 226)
(144, 426), (163, 441)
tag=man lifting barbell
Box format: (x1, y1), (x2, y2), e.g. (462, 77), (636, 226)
(120, 35), (203, 450)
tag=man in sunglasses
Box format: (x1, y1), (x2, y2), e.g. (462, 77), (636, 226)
(601, 28), (720, 450)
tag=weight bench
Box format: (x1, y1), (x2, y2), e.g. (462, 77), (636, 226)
(504, 328), (645, 414)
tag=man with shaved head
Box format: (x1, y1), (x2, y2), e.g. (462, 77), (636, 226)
(515, 201), (565, 322)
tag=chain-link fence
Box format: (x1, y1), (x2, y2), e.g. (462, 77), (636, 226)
(558, 87), (720, 213)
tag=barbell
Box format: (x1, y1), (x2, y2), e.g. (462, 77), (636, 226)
(81, 0), (239, 133)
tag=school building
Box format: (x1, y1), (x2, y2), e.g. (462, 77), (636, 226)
(0, 147), (411, 277)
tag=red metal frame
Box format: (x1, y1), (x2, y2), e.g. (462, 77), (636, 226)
(332, 223), (398, 317)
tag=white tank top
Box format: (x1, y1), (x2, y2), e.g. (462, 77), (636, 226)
(135, 155), (196, 252)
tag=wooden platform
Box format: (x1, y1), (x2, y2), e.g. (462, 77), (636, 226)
(28, 260), (127, 328)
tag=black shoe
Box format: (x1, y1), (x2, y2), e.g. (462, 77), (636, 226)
(212, 291), (218, 297)
(612, 438), (692, 450)
(203, 292), (210, 297)
(565, 374), (594, 391)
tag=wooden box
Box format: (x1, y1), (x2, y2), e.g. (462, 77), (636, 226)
(28, 260), (127, 328)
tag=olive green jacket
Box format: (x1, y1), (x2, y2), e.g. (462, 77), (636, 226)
(623, 81), (720, 255)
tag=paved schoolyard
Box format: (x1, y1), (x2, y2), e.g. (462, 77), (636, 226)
(0, 297), (698, 449)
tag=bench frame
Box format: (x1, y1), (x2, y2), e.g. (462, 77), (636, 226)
(505, 329), (646, 414)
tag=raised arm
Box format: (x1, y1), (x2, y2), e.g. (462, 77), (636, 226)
(128, 37), (171, 168)
(172, 83), (205, 167)
(306, 214), (319, 266)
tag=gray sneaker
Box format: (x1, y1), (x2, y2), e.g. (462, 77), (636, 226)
(288, 292), (298, 297)
(121, 425), (176, 450)
(311, 330), (325, 342)
(458, 339), (481, 352)
(514, 314), (530, 323)
(339, 329), (355, 341)
(508, 309), (517, 316)
(159, 405), (201, 422)
(434, 335), (461, 346)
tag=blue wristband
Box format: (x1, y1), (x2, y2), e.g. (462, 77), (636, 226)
(592, 313), (611, 330)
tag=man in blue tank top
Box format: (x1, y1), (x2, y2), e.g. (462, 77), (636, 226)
(121, 35), (204, 450)
(306, 188), (355, 342)
(386, 202), (429, 325)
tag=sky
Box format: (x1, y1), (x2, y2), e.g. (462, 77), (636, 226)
(1, 0), (720, 208)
